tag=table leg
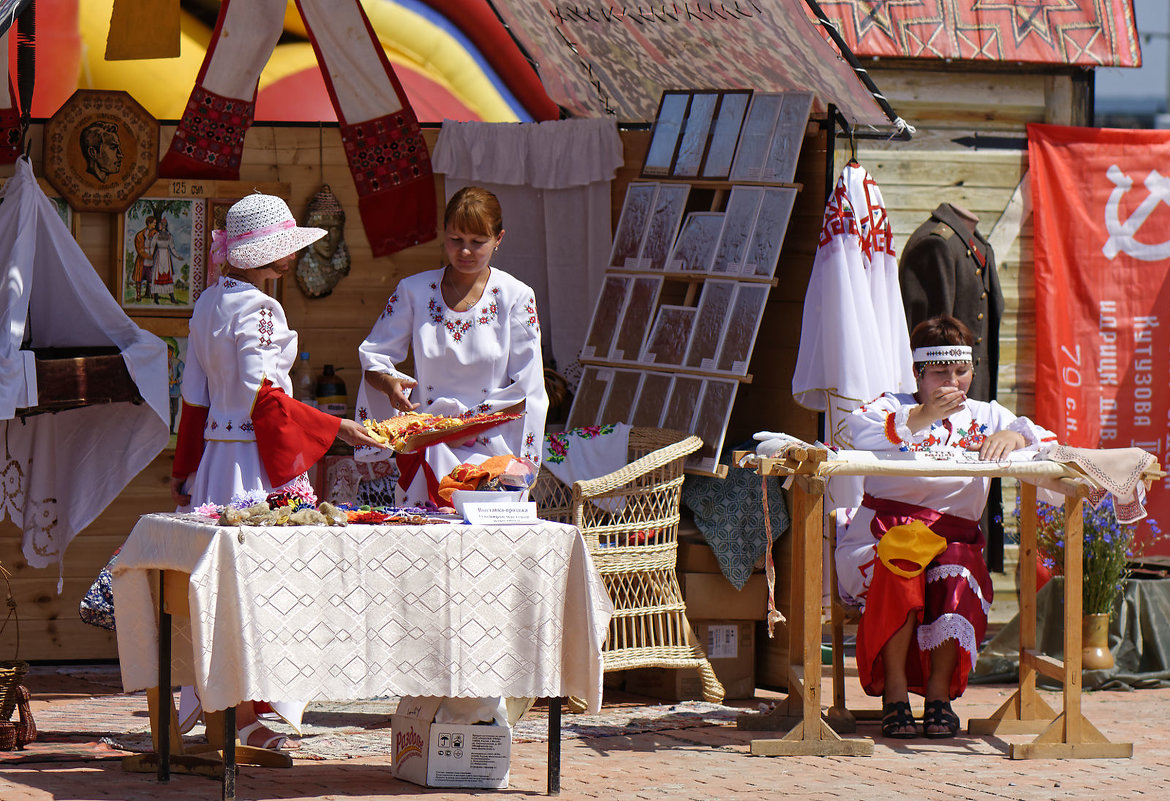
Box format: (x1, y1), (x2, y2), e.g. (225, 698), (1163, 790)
(158, 570), (170, 781)
(547, 697), (561, 795)
(222, 706), (235, 801)
(971, 483), (1132, 758)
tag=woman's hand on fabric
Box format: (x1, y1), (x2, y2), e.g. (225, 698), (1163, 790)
(170, 477), (191, 508)
(974, 430), (1026, 461)
(337, 418), (390, 450)
(365, 370), (419, 413)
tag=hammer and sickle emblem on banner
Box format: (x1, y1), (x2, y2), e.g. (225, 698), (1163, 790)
(1103, 165), (1170, 261)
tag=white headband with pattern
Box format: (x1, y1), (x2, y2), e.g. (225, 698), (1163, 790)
(912, 345), (972, 364)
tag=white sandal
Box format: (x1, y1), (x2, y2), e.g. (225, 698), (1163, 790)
(237, 720), (298, 751)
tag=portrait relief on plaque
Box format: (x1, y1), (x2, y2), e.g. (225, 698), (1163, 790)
(43, 90), (160, 213)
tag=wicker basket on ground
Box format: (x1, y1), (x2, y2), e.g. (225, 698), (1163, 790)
(0, 563), (29, 730)
(532, 427), (724, 711)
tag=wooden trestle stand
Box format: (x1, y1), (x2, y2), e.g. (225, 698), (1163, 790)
(733, 446), (1159, 759)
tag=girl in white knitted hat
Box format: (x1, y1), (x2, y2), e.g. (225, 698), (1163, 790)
(170, 193), (385, 749)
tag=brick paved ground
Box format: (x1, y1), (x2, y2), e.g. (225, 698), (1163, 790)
(2, 664), (1167, 801)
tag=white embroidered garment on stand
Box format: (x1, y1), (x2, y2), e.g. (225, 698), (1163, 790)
(792, 163), (914, 512)
(0, 160), (169, 577)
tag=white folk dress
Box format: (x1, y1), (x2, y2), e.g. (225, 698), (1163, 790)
(177, 275), (313, 731)
(837, 392), (1057, 698)
(179, 276), (304, 509)
(355, 267), (548, 506)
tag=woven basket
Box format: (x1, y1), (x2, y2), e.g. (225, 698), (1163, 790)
(532, 427), (725, 708)
(0, 720), (15, 752)
(0, 564), (28, 723)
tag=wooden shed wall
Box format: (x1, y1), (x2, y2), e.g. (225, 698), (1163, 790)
(850, 63), (1090, 521)
(0, 124), (447, 661)
(851, 64), (1091, 421)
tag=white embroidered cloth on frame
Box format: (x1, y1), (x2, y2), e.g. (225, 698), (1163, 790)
(0, 160), (169, 574)
(112, 514), (615, 714)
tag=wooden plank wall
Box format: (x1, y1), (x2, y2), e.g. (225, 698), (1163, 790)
(0, 124), (448, 661)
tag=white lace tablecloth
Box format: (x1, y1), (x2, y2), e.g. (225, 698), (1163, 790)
(112, 514), (614, 714)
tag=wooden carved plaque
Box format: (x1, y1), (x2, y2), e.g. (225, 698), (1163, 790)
(43, 90), (159, 213)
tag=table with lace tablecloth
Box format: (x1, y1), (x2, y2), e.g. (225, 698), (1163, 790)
(113, 513), (612, 714)
(111, 513), (612, 796)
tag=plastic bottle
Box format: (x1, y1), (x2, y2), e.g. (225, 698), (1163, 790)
(315, 364), (348, 417)
(293, 352), (316, 406)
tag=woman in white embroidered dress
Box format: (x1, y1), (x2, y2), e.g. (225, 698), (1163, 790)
(171, 193), (384, 751)
(835, 315), (1056, 739)
(148, 216), (181, 304)
(356, 186), (548, 506)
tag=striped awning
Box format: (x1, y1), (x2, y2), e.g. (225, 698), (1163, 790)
(811, 0), (1142, 67)
(489, 0), (892, 125)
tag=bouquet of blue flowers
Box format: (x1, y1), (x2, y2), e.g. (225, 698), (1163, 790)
(1031, 496), (1161, 617)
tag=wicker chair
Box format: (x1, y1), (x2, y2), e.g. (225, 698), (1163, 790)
(532, 427), (725, 710)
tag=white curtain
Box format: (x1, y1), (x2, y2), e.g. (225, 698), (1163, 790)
(432, 119), (624, 383)
(0, 159), (170, 580)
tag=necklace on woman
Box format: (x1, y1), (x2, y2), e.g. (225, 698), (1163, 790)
(442, 268), (488, 312)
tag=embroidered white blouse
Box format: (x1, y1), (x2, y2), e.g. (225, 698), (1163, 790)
(355, 267), (548, 505)
(835, 391), (1058, 603)
(182, 277), (297, 441)
(178, 277), (300, 508)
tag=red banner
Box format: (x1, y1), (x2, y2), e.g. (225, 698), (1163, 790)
(1029, 123), (1170, 552)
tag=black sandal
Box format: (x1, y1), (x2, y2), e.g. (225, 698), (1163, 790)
(922, 699), (960, 739)
(881, 700), (918, 739)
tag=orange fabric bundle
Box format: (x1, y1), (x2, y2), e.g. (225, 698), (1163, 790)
(437, 454), (516, 505)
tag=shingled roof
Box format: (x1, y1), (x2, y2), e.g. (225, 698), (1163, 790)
(811, 0), (1141, 67)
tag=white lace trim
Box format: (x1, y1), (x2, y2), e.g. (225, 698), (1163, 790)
(917, 613), (979, 669)
(925, 563), (992, 615)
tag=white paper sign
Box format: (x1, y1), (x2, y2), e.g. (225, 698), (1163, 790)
(464, 502), (539, 525)
(704, 624), (739, 659)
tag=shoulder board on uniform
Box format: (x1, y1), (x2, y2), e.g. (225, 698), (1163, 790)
(929, 222), (955, 240)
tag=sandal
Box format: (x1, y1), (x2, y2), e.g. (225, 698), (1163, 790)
(237, 720), (299, 751)
(881, 700), (918, 739)
(922, 699), (960, 739)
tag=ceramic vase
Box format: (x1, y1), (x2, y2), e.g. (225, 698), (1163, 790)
(1081, 612), (1114, 671)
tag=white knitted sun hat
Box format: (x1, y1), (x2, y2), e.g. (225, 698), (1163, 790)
(210, 193), (326, 270)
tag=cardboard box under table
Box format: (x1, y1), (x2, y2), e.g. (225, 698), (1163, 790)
(392, 696), (512, 789)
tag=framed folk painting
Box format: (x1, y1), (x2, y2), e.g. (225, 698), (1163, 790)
(118, 196), (206, 313)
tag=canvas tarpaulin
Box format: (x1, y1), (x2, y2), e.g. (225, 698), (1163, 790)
(488, 0), (889, 124)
